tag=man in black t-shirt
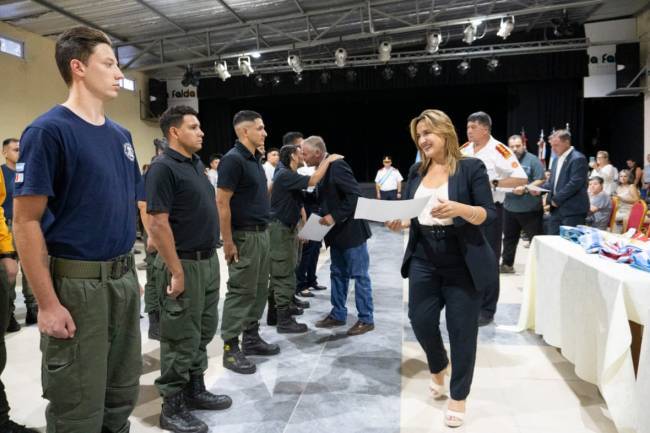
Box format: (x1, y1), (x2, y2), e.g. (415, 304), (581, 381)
(269, 145), (342, 333)
(147, 106), (231, 432)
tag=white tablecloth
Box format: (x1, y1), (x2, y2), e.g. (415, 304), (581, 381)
(515, 236), (650, 433)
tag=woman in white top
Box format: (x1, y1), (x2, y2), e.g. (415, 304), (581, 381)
(387, 109), (496, 428)
(589, 150), (618, 195)
(614, 169), (641, 232)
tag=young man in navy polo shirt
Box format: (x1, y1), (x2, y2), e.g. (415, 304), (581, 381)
(13, 26), (142, 433)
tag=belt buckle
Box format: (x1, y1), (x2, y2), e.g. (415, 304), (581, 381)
(111, 257), (127, 279)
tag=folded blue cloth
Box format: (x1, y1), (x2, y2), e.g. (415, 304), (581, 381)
(630, 250), (650, 272)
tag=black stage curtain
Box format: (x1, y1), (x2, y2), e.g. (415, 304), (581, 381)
(196, 50), (643, 181)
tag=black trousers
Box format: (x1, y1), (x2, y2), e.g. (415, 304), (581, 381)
(547, 213), (586, 235)
(480, 202), (503, 317)
(502, 209), (543, 267)
(0, 261), (10, 425)
(295, 240), (321, 291)
(379, 190), (398, 200)
(408, 233), (481, 400)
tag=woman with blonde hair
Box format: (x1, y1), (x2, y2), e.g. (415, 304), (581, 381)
(614, 169), (641, 232)
(387, 109), (496, 427)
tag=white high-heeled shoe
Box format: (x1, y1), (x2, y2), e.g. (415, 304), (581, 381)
(444, 408), (465, 428)
(429, 378), (446, 399)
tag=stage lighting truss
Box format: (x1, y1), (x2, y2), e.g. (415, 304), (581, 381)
(378, 41), (392, 63)
(335, 48), (347, 67)
(238, 56), (254, 76)
(288, 54), (303, 74)
(426, 32), (443, 54)
(214, 61), (231, 82)
(497, 16), (515, 40)
(195, 39), (586, 79)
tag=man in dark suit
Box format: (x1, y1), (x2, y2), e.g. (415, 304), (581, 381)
(301, 136), (375, 336)
(539, 130), (589, 235)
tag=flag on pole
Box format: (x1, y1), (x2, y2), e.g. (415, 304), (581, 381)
(537, 129), (546, 168)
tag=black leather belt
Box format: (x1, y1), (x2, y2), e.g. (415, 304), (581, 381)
(177, 249), (216, 260)
(233, 224), (268, 232)
(418, 224), (455, 240)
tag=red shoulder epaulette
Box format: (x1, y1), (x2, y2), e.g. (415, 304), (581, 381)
(460, 141), (471, 150)
(495, 142), (511, 159)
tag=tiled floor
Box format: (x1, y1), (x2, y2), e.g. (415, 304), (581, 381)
(3, 226), (620, 433)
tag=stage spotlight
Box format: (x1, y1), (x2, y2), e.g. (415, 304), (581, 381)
(181, 65), (200, 87)
(378, 41), (392, 63)
(214, 61), (231, 82)
(254, 74), (264, 87)
(271, 75), (281, 87)
(288, 54), (303, 74)
(457, 59), (470, 74)
(238, 56), (254, 77)
(320, 71), (331, 84)
(293, 74), (303, 85)
(429, 62), (442, 76)
(426, 32), (442, 54)
(486, 57), (499, 72)
(406, 63), (418, 79)
(462, 24), (477, 45)
(497, 16), (515, 39)
(346, 69), (357, 83)
(382, 66), (394, 80)
(334, 48), (347, 67)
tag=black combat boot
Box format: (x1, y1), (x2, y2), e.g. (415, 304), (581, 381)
(5, 315), (19, 333)
(242, 323), (280, 356)
(222, 338), (256, 374)
(25, 305), (38, 325)
(277, 308), (308, 334)
(184, 374), (232, 410)
(292, 295), (310, 309)
(266, 295), (277, 326)
(288, 303), (303, 316)
(159, 391), (208, 433)
(148, 310), (160, 341)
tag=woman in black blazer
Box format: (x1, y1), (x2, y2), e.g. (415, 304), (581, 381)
(387, 109), (496, 428)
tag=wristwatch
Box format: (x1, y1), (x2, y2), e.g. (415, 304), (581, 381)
(492, 179), (499, 189)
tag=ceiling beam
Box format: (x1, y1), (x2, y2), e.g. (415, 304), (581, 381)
(132, 0), (186, 33)
(215, 0), (271, 47)
(29, 0), (128, 41)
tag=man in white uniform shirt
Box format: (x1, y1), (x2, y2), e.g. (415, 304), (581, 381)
(374, 156), (403, 200)
(461, 111), (527, 326)
(263, 148), (280, 187)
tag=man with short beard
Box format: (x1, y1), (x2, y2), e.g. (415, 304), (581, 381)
(501, 135), (545, 274)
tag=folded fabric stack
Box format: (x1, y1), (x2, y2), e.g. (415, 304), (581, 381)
(558, 225), (650, 272)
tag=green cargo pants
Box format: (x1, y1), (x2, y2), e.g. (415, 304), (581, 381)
(0, 259), (11, 424)
(154, 253), (220, 397)
(42, 255), (141, 433)
(269, 221), (299, 309)
(221, 229), (270, 341)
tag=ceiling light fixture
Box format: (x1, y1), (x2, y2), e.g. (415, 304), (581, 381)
(288, 54), (303, 74)
(426, 32), (443, 54)
(334, 48), (347, 68)
(486, 57), (499, 72)
(429, 62), (442, 76)
(378, 41), (392, 63)
(457, 59), (470, 75)
(214, 61), (231, 82)
(497, 16), (515, 39)
(406, 63), (418, 78)
(238, 56), (254, 76)
(181, 65), (200, 87)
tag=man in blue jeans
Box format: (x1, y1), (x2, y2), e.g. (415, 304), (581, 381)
(301, 136), (374, 336)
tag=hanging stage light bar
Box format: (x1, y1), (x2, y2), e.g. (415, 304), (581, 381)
(426, 32), (443, 54)
(334, 48), (347, 68)
(238, 56), (254, 77)
(497, 16), (515, 40)
(214, 61), (231, 82)
(378, 41), (392, 63)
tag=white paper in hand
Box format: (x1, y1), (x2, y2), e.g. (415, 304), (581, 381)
(354, 196), (431, 222)
(298, 214), (334, 241)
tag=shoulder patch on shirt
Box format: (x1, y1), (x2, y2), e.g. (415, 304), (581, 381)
(495, 143), (512, 159)
(15, 163), (25, 172)
(123, 142), (135, 162)
(15, 173), (24, 183)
